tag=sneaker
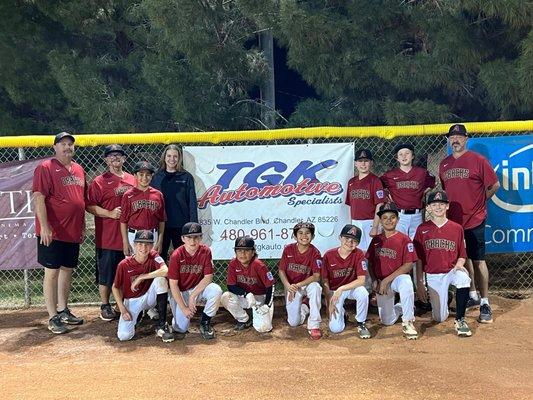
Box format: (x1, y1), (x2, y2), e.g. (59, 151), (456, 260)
(308, 328), (322, 340)
(199, 320), (215, 340)
(357, 322), (371, 339)
(100, 304), (117, 321)
(234, 317), (253, 331)
(454, 318), (472, 337)
(155, 323), (175, 343)
(48, 314), (68, 334)
(58, 308), (84, 325)
(466, 297), (481, 309)
(402, 321), (418, 340)
(146, 307), (159, 320)
(478, 304), (493, 324)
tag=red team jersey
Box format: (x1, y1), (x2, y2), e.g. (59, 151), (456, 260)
(439, 151), (498, 229)
(120, 187), (166, 230)
(366, 232), (417, 280)
(321, 247), (367, 291)
(345, 173), (385, 220)
(87, 172), (135, 250)
(32, 158), (86, 243)
(168, 244), (214, 291)
(413, 220), (467, 274)
(113, 250), (165, 299)
(381, 167), (436, 209)
(227, 257), (275, 295)
(278, 243), (322, 284)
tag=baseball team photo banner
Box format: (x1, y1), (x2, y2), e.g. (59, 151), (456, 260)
(468, 135), (532, 254)
(184, 143), (354, 259)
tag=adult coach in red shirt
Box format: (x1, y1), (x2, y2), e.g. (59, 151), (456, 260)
(33, 132), (86, 334)
(87, 145), (135, 321)
(439, 124), (500, 323)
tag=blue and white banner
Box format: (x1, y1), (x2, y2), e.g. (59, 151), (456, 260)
(468, 135), (532, 254)
(184, 143), (354, 259)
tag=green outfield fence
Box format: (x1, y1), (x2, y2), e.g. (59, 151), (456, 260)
(0, 121), (532, 308)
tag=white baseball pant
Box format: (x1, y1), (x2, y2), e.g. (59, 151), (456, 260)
(426, 269), (471, 322)
(328, 286), (369, 333)
(376, 274), (415, 325)
(351, 219), (374, 252)
(169, 282), (222, 333)
(117, 277), (168, 341)
(396, 211), (423, 240)
(285, 281), (322, 330)
(220, 292), (274, 332)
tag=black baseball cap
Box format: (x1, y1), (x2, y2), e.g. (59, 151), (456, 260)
(234, 236), (255, 250)
(427, 190), (449, 204)
(293, 221), (315, 236)
(446, 124), (468, 137)
(393, 143), (414, 155)
(355, 149), (373, 161)
(133, 161), (156, 174)
(54, 132), (75, 144)
(377, 202), (400, 217)
(182, 222), (203, 236)
(133, 230), (155, 243)
(104, 144), (126, 157)
(340, 224), (362, 243)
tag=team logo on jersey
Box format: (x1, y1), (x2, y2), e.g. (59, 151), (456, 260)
(361, 260), (368, 271)
(407, 243), (414, 252)
(316, 260), (322, 269)
(155, 256), (164, 264)
(376, 190), (384, 199)
(287, 263), (310, 275)
(443, 168), (469, 180)
(350, 188), (370, 199)
(266, 271), (274, 281)
(61, 175), (84, 187)
(132, 199), (160, 211)
(332, 267), (354, 278)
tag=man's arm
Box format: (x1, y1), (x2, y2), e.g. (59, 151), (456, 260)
(33, 192), (52, 246)
(112, 284), (131, 321)
(86, 204), (121, 219)
(486, 181), (500, 199)
(154, 221), (165, 253)
(378, 262), (412, 295)
(120, 222), (131, 256)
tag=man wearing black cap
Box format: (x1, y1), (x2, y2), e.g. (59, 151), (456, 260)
(33, 132), (86, 334)
(439, 124), (500, 323)
(87, 145), (135, 321)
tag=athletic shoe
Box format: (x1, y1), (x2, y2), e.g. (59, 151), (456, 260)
(466, 297), (481, 309)
(100, 304), (117, 321)
(48, 314), (68, 334)
(357, 322), (371, 339)
(58, 308), (84, 325)
(155, 323), (175, 343)
(478, 304), (493, 324)
(308, 328), (322, 340)
(200, 320), (215, 340)
(402, 321), (418, 340)
(234, 317), (253, 331)
(146, 307), (159, 320)
(454, 318), (472, 337)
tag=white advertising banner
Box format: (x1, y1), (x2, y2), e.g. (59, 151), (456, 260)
(184, 143), (354, 259)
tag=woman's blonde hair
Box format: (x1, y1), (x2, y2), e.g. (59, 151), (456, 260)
(159, 144), (184, 172)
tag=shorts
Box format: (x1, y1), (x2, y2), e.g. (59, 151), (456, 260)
(464, 221), (486, 261)
(37, 238), (80, 269)
(96, 248), (125, 286)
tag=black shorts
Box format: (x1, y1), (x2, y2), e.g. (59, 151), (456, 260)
(464, 221), (486, 261)
(37, 238), (80, 269)
(96, 248), (125, 286)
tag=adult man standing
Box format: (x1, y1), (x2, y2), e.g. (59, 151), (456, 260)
(87, 145), (135, 321)
(33, 132), (86, 334)
(439, 124), (500, 323)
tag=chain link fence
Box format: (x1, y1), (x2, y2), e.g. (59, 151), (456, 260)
(0, 131), (531, 308)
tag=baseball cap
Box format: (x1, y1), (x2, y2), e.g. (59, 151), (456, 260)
(54, 132), (75, 144)
(340, 224), (362, 243)
(393, 143), (414, 155)
(426, 190), (449, 204)
(104, 144), (126, 157)
(133, 230), (155, 243)
(133, 161), (156, 174)
(182, 222), (203, 236)
(355, 149), (373, 161)
(293, 221), (315, 236)
(446, 124), (468, 137)
(377, 202), (400, 217)
(234, 236), (255, 250)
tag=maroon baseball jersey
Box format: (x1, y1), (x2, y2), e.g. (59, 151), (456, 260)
(413, 220), (467, 274)
(113, 250), (165, 299)
(345, 173), (385, 220)
(32, 158), (86, 243)
(366, 232), (418, 280)
(439, 151), (498, 229)
(120, 186), (166, 230)
(381, 167), (436, 209)
(227, 257), (275, 295)
(167, 244), (214, 291)
(278, 243), (322, 284)
(321, 247), (367, 291)
(87, 172), (135, 250)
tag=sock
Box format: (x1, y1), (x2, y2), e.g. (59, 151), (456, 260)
(455, 288), (469, 319)
(156, 293), (168, 326)
(480, 297), (489, 306)
(201, 312), (211, 324)
(469, 290), (479, 300)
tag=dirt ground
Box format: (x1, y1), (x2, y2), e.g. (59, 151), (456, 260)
(0, 296), (532, 400)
